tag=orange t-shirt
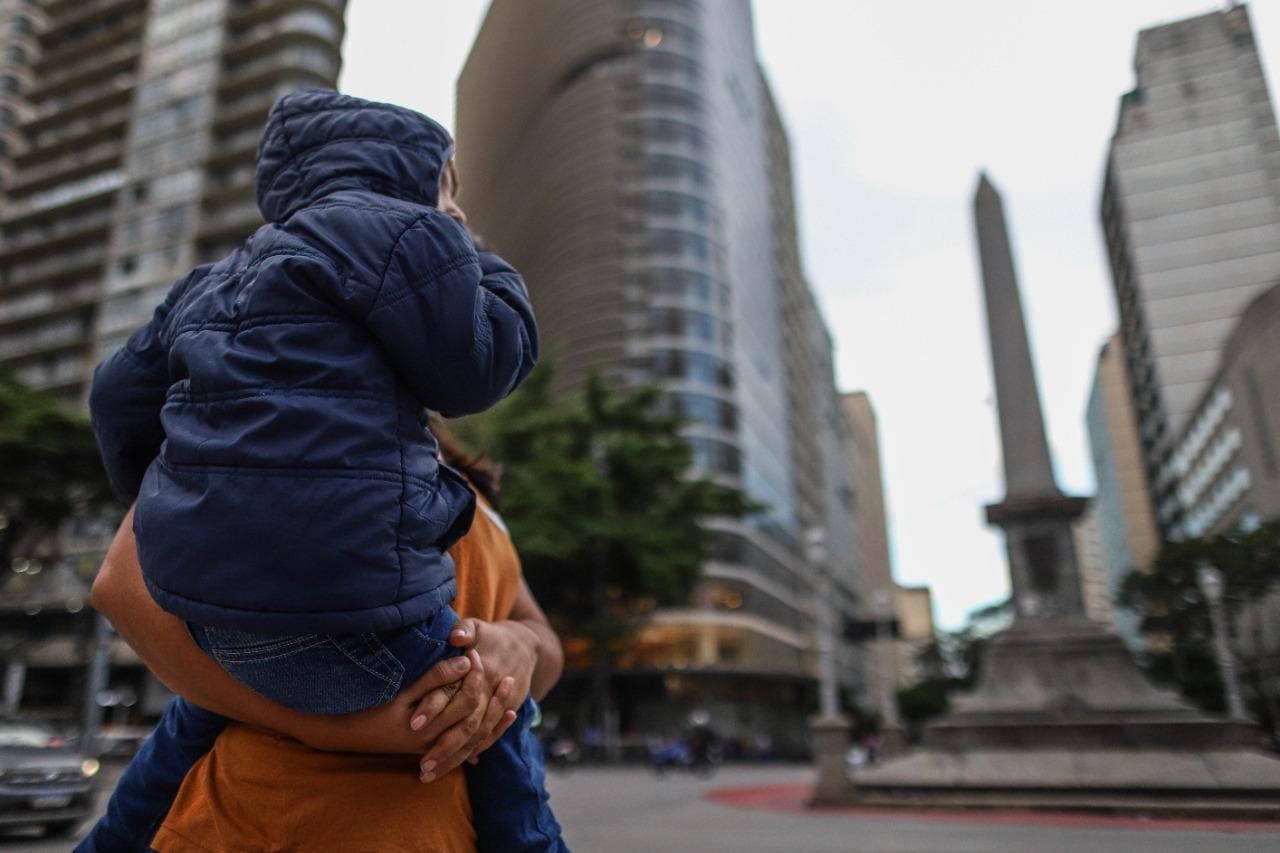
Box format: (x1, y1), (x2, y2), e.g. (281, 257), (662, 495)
(152, 498), (521, 853)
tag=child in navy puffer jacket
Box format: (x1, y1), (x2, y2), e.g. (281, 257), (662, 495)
(81, 90), (566, 851)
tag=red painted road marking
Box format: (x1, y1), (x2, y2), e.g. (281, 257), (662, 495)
(705, 783), (1280, 834)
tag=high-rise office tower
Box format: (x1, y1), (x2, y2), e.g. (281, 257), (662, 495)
(1101, 4), (1280, 534)
(1085, 333), (1160, 648)
(457, 0), (862, 746)
(0, 0), (348, 405)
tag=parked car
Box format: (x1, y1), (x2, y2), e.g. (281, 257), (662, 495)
(0, 719), (100, 838)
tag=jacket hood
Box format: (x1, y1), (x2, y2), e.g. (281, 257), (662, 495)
(255, 89), (454, 223)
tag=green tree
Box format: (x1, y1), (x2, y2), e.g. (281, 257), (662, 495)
(0, 375), (110, 586)
(1120, 520), (1280, 713)
(457, 367), (752, 734)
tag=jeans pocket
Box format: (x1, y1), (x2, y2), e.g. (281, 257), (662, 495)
(195, 625), (406, 715)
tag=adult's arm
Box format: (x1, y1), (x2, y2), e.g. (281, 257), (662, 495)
(90, 507), (503, 759)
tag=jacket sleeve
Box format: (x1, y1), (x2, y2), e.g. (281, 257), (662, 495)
(365, 210), (539, 418)
(89, 271), (200, 504)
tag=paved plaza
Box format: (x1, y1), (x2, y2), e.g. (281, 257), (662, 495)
(3, 762), (1279, 851)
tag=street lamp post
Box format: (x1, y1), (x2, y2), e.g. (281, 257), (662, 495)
(805, 527), (839, 718)
(1196, 561), (1247, 720)
(805, 527), (851, 805)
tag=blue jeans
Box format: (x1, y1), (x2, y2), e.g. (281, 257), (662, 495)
(186, 606), (459, 715)
(77, 608), (568, 851)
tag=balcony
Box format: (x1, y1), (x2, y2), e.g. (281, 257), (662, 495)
(18, 105), (129, 165)
(26, 73), (136, 134)
(34, 25), (144, 89)
(228, 0), (347, 28)
(225, 11), (345, 62)
(31, 38), (141, 100)
(214, 89), (279, 132)
(0, 316), (88, 361)
(12, 357), (88, 394)
(197, 199), (263, 243)
(219, 46), (340, 96)
(1, 207), (112, 259)
(5, 245), (104, 290)
(0, 279), (100, 330)
(205, 126), (263, 169)
(42, 0), (143, 26)
(36, 4), (147, 73)
(6, 138), (123, 196)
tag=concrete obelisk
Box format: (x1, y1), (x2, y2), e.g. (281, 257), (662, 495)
(838, 173), (1280, 815)
(974, 172), (1088, 623)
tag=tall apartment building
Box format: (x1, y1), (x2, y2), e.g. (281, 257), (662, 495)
(1100, 4), (1280, 535)
(0, 0), (346, 718)
(0, 0), (347, 405)
(457, 0), (863, 748)
(1085, 332), (1160, 648)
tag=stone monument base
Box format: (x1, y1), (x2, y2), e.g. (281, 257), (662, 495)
(847, 748), (1280, 818)
(839, 618), (1280, 817)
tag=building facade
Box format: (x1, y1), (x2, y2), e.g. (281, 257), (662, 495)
(841, 392), (900, 726)
(0, 0), (347, 406)
(1100, 4), (1280, 536)
(456, 0), (863, 750)
(892, 584), (935, 690)
(1085, 332), (1161, 648)
(1167, 281), (1280, 539)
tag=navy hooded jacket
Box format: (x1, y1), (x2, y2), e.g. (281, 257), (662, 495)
(89, 90), (539, 634)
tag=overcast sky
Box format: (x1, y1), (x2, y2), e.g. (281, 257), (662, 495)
(339, 1), (1280, 629)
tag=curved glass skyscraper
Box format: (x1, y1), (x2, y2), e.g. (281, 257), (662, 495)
(458, 0), (862, 751)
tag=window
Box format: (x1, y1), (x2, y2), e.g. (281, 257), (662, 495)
(3, 46), (27, 65)
(670, 393), (736, 431)
(649, 308), (716, 342)
(644, 154), (710, 186)
(0, 105), (15, 127)
(117, 255), (138, 275)
(0, 75), (18, 94)
(12, 16), (34, 36)
(648, 228), (712, 261)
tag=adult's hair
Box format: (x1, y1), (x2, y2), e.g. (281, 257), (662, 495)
(430, 414), (501, 510)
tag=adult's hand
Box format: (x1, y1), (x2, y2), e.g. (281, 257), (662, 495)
(409, 648), (517, 782)
(436, 618), (539, 762)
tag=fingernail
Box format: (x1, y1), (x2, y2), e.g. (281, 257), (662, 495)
(421, 760), (436, 776)
(451, 628), (467, 639)
(421, 771), (436, 783)
(452, 657), (471, 672)
(411, 715), (426, 731)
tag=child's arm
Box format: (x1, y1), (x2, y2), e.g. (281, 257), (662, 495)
(88, 267), (207, 503)
(364, 209), (539, 417)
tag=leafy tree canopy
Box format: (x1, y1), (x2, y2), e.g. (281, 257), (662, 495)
(456, 367), (752, 646)
(0, 375), (109, 578)
(1120, 519), (1280, 712)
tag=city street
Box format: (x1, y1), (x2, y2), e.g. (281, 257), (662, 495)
(8, 762), (1276, 852)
